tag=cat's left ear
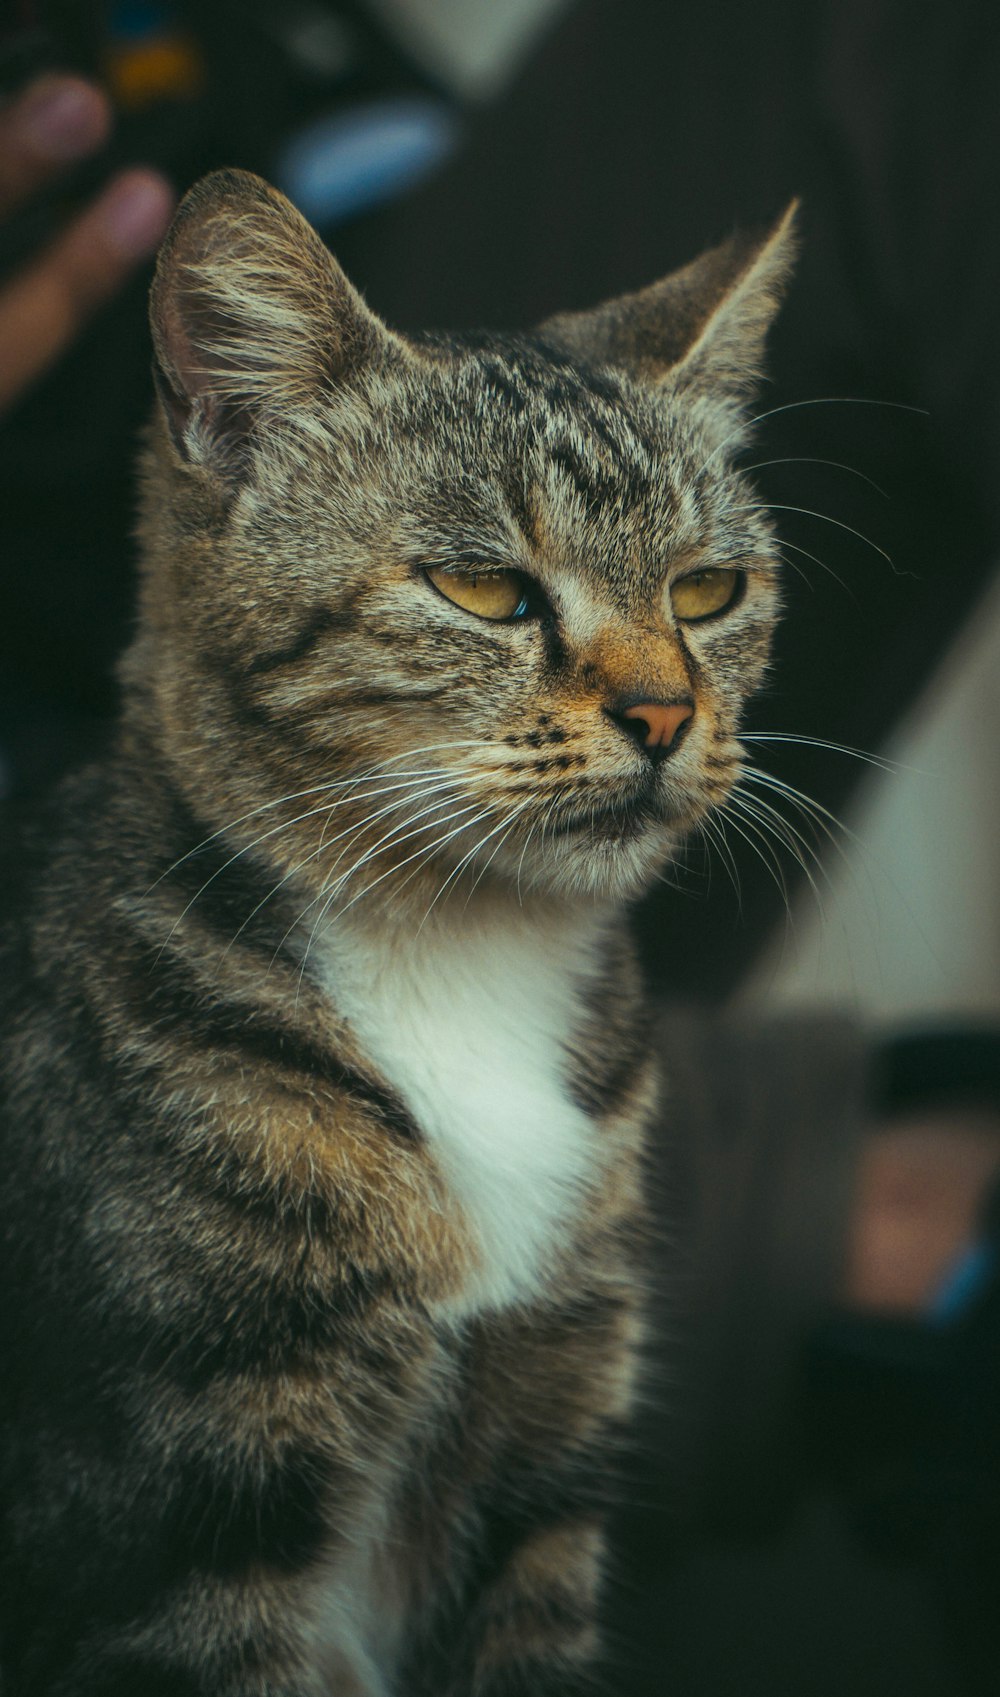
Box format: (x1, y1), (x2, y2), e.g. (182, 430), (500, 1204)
(538, 202), (798, 399)
(149, 169), (400, 477)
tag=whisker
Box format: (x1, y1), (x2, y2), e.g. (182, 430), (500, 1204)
(739, 764), (856, 845)
(374, 818), (487, 916)
(145, 740), (489, 892)
(713, 798), (794, 911)
(515, 792), (562, 904)
(296, 793), (480, 969)
(734, 762), (917, 949)
(418, 801), (533, 930)
(322, 783), (473, 888)
(217, 780), (460, 962)
(738, 454), (889, 498)
(697, 395), (928, 479)
(742, 731), (906, 776)
(734, 766), (862, 917)
(775, 536), (855, 598)
(292, 790), (494, 991)
(730, 787), (829, 894)
(473, 806), (532, 905)
(327, 806), (496, 931)
(734, 778), (838, 917)
(730, 786), (812, 872)
(698, 810), (743, 910)
(313, 777), (422, 855)
(155, 774), (458, 957)
(307, 779), (463, 888)
(737, 500), (896, 570)
(742, 759), (948, 970)
(265, 790), (471, 985)
(147, 777), (365, 894)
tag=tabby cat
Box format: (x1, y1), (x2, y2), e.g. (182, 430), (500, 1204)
(0, 171), (793, 1695)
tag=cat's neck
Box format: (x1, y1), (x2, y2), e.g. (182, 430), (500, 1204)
(309, 886), (616, 1317)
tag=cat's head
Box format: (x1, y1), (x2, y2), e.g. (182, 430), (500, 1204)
(132, 170), (794, 916)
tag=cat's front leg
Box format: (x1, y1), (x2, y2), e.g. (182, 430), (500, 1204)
(23, 1469), (401, 1697)
(407, 1264), (639, 1697)
(42, 1576), (374, 1697)
(5, 1301), (436, 1697)
(440, 1514), (609, 1697)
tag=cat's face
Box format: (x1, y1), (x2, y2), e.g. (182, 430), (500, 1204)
(134, 173), (791, 916)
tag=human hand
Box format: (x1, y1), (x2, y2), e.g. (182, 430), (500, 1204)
(0, 73), (174, 415)
(844, 1109), (1000, 1313)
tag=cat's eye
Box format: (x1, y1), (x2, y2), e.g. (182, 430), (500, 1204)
(424, 565), (532, 622)
(669, 566), (741, 622)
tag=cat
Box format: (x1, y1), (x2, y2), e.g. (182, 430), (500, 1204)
(0, 169), (793, 1696)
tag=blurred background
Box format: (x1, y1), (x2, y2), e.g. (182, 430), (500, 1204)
(2, 2), (999, 1692)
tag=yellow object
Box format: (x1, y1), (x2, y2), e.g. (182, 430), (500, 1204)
(670, 566), (739, 621)
(424, 565), (529, 621)
(106, 35), (204, 109)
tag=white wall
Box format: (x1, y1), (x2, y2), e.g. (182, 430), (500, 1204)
(366, 0), (574, 97)
(743, 570), (1000, 1025)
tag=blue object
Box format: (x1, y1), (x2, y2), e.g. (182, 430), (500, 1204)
(926, 1239), (998, 1325)
(274, 97), (460, 228)
(110, 1), (173, 40)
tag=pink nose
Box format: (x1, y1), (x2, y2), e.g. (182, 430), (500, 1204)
(621, 700), (694, 750)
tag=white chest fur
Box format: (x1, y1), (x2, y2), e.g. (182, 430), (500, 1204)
(312, 898), (606, 1315)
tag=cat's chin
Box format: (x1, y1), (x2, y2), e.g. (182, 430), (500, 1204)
(491, 818), (682, 902)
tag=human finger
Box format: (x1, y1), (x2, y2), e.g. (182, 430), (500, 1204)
(0, 167), (174, 413)
(0, 74), (111, 218)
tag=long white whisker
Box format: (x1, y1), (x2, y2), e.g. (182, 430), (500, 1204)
(776, 536), (855, 597)
(218, 780), (461, 960)
(731, 787), (828, 885)
(742, 731), (906, 775)
(737, 500), (895, 570)
(419, 800), (533, 929)
(156, 773), (459, 955)
(742, 759), (948, 971)
(472, 807), (532, 906)
(697, 395), (927, 479)
(379, 803), (508, 916)
(732, 769), (856, 920)
(739, 764), (856, 844)
(515, 794), (558, 904)
(737, 774), (877, 923)
(317, 785), (472, 899)
(297, 793), (478, 957)
(145, 742), (488, 892)
(734, 765), (890, 942)
(739, 454), (889, 498)
(713, 798), (794, 910)
(735, 776), (834, 862)
(323, 805), (496, 934)
(266, 789), (470, 983)
(730, 780), (833, 917)
(293, 794), (489, 991)
(698, 810), (743, 910)
(309, 779), (463, 887)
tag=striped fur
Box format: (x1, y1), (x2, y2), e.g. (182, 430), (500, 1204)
(0, 172), (793, 1695)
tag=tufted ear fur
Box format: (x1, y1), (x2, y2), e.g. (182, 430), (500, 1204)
(538, 202), (797, 399)
(149, 169), (397, 479)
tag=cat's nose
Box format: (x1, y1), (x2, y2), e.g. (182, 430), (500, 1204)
(609, 696), (694, 760)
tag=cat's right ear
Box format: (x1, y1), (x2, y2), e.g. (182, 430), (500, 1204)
(149, 169), (396, 481)
(538, 203), (798, 401)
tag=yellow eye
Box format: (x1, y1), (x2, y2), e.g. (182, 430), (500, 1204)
(425, 565), (531, 621)
(670, 566), (740, 622)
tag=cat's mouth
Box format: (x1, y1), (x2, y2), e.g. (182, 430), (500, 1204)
(545, 792), (660, 843)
